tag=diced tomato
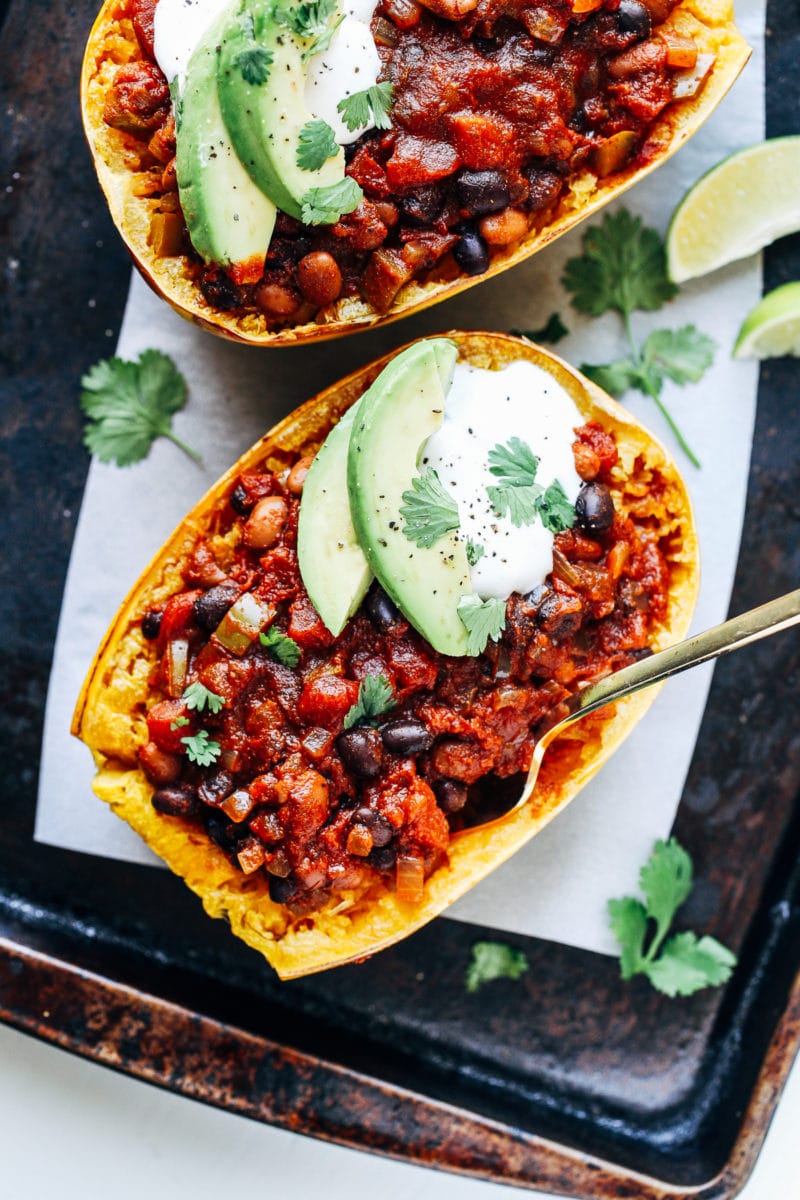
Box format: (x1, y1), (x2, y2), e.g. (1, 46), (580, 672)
(254, 545), (301, 605)
(447, 112), (515, 170)
(157, 590), (202, 648)
(131, 0), (158, 57)
(385, 135), (461, 189)
(387, 637), (438, 690)
(574, 422), (618, 474)
(146, 698), (191, 753)
(347, 146), (391, 197)
(288, 593), (335, 650)
(297, 675), (361, 729)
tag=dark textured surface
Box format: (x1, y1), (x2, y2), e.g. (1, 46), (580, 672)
(1, 0), (799, 1194)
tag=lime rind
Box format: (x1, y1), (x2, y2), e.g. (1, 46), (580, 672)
(667, 137), (800, 283)
(733, 281), (800, 360)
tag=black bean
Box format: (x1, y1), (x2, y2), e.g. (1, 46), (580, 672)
(380, 716), (433, 755)
(434, 779), (468, 814)
(629, 646), (654, 661)
(616, 0), (651, 38)
(399, 185), (443, 226)
(575, 482), (615, 534)
(193, 583), (240, 632)
(204, 812), (239, 851)
(199, 267), (242, 311)
(525, 166), (563, 213)
(523, 583), (550, 609)
(352, 807), (394, 847)
(369, 845), (397, 872)
(198, 770), (234, 807)
(456, 169), (510, 216)
(268, 872), (300, 904)
(230, 482), (253, 516)
(365, 583), (400, 631)
(453, 232), (490, 276)
(141, 609), (163, 640)
(336, 727), (384, 779)
(151, 785), (199, 818)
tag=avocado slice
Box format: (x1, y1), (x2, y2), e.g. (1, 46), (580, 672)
(216, 0), (345, 221)
(175, 7), (277, 282)
(297, 402), (372, 637)
(348, 339), (472, 657)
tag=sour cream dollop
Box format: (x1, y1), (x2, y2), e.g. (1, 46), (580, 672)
(422, 361), (583, 601)
(154, 0), (382, 144)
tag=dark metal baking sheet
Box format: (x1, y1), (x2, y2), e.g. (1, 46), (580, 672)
(2, 1), (799, 1194)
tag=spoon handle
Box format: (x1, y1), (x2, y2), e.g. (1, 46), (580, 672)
(561, 587), (800, 728)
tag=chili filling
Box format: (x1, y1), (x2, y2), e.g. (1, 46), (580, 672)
(106, 0), (705, 321)
(138, 419), (671, 910)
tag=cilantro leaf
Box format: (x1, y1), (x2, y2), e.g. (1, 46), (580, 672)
(488, 436), (540, 487)
(343, 674), (397, 730)
(465, 941), (529, 993)
(301, 177), (363, 225)
(486, 482), (542, 527)
(170, 715), (191, 730)
(536, 480), (575, 534)
(562, 209), (678, 318)
(400, 469), (460, 548)
(608, 897), (648, 980)
(301, 13), (343, 61)
(182, 681), (225, 715)
(580, 358), (643, 399)
(645, 933), (737, 998)
(337, 82), (394, 133)
(608, 838), (737, 997)
(457, 594), (507, 657)
(465, 539), (484, 567)
(259, 626), (301, 668)
(641, 326), (716, 387)
(639, 836), (693, 945)
(235, 45), (273, 85)
(273, 0), (337, 38)
(181, 729), (222, 767)
(80, 350), (200, 467)
(511, 312), (569, 344)
(297, 118), (339, 171)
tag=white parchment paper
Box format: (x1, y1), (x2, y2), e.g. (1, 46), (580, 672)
(36, 0), (764, 956)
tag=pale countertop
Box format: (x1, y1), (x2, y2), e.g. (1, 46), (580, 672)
(1, 1022), (797, 1199)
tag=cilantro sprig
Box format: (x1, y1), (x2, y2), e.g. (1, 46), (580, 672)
(337, 82), (394, 133)
(301, 177), (363, 225)
(259, 626), (301, 667)
(466, 941), (529, 993)
(343, 674), (396, 730)
(562, 209), (714, 469)
(182, 681), (225, 715)
(465, 539), (484, 567)
(80, 351), (201, 467)
(180, 729), (222, 767)
(296, 118), (339, 171)
(457, 594), (507, 656)
(235, 44), (273, 85)
(608, 838), (737, 997)
(486, 438), (574, 532)
(400, 469), (460, 548)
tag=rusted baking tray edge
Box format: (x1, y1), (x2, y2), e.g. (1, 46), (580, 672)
(1, 935), (798, 1200)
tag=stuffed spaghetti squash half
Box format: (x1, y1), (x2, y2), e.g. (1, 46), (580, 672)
(81, 0), (749, 345)
(72, 332), (699, 978)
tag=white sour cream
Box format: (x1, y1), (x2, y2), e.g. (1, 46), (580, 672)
(154, 0), (231, 88)
(422, 362), (583, 601)
(155, 0), (382, 145)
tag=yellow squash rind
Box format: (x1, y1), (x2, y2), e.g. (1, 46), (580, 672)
(73, 333), (699, 979)
(81, 0), (750, 345)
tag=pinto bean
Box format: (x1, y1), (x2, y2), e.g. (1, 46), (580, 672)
(608, 38), (666, 78)
(297, 252), (343, 307)
(140, 741), (182, 785)
(243, 496), (288, 550)
(254, 282), (301, 319)
(479, 207), (529, 246)
(286, 454), (315, 496)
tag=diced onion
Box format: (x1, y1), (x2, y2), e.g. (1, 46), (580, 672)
(396, 854), (425, 902)
(214, 592), (274, 655)
(165, 637), (189, 697)
(672, 53), (715, 99)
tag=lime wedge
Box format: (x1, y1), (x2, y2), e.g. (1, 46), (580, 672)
(733, 281), (800, 359)
(667, 137), (800, 283)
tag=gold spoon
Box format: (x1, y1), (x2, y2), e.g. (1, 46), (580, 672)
(474, 587), (800, 830)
